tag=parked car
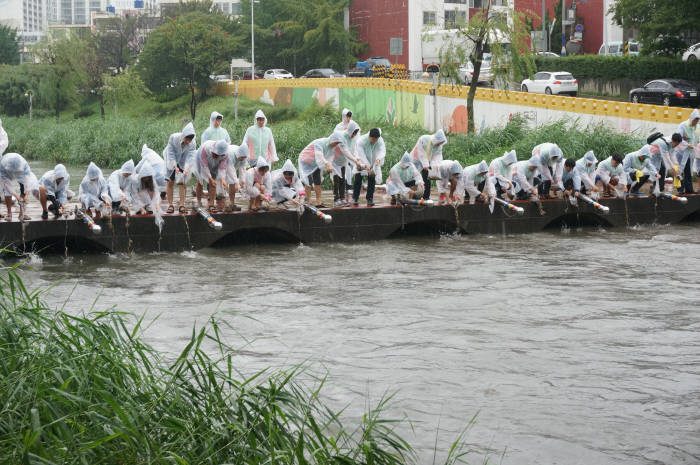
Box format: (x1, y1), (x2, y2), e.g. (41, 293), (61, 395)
(457, 61), (493, 85)
(348, 57), (392, 77)
(629, 79), (700, 107)
(682, 43), (700, 61)
(598, 41), (640, 56)
(264, 69), (294, 79)
(300, 68), (346, 79)
(536, 51), (560, 58)
(232, 70), (264, 80)
(520, 71), (577, 96)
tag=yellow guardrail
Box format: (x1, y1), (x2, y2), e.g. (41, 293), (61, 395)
(218, 78), (694, 125)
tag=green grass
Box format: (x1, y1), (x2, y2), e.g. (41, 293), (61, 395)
(0, 268), (486, 464)
(2, 95), (643, 172)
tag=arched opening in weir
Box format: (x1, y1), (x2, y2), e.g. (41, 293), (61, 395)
(543, 212), (613, 230)
(388, 219), (458, 238)
(210, 227), (300, 247)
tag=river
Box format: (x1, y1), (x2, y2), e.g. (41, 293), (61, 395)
(9, 209), (700, 464)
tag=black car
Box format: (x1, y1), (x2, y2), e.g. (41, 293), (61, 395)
(300, 68), (345, 79)
(629, 79), (700, 107)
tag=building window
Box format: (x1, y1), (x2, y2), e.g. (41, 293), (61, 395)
(423, 11), (436, 25)
(444, 0), (466, 3)
(445, 10), (466, 28)
(491, 0), (507, 5)
(231, 2), (241, 14)
(469, 0), (482, 7)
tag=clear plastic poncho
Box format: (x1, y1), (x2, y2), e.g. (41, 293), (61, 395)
(79, 162), (110, 210)
(0, 153), (38, 197)
(139, 144), (168, 190)
(386, 152), (423, 197)
(243, 110), (278, 166)
(163, 122), (197, 177)
(271, 159), (305, 203)
(201, 111), (231, 145)
(512, 157), (540, 193)
(37, 163), (71, 204)
(298, 137), (331, 186)
(245, 157), (272, 199)
(574, 151), (598, 190)
(0, 118), (8, 156)
(107, 159), (135, 204)
(353, 131), (386, 183)
(462, 160), (495, 204)
(436, 160), (464, 195)
(411, 129), (446, 175)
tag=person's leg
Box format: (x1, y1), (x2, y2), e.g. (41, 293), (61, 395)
(366, 174), (376, 204)
(658, 164), (666, 192)
(352, 173), (362, 204)
(208, 180), (216, 209)
(421, 169), (430, 200)
(39, 185), (48, 213)
(477, 180), (485, 201)
(4, 195), (12, 219)
(167, 179), (174, 207)
(332, 174), (340, 202)
(495, 180), (504, 199)
(195, 182), (203, 205)
(111, 200), (121, 210)
(339, 167), (346, 201)
(682, 158), (694, 194)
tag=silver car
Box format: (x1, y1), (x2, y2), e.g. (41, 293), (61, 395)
(458, 61), (493, 85)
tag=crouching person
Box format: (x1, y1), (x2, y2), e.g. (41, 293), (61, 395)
(34, 163), (70, 220)
(130, 161), (161, 216)
(623, 146), (659, 194)
(562, 158), (584, 198)
(108, 159), (135, 214)
(272, 160), (305, 209)
(512, 156), (541, 200)
(463, 160), (495, 205)
(79, 162), (111, 219)
(0, 153), (38, 221)
(192, 140), (230, 212)
(489, 149), (518, 199)
(223, 144), (250, 212)
(435, 160), (464, 205)
(595, 152), (627, 196)
(245, 157), (272, 211)
(386, 152), (425, 205)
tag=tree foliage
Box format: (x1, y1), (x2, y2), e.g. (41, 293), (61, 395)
(0, 25), (20, 65)
(0, 64), (48, 116)
(32, 33), (88, 120)
(104, 71), (149, 115)
(611, 0), (700, 56)
(239, 0), (364, 76)
(96, 14), (150, 73)
(138, 11), (242, 119)
(439, 4), (535, 134)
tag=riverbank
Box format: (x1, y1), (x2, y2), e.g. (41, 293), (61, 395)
(1, 269), (482, 464)
(2, 95), (643, 171)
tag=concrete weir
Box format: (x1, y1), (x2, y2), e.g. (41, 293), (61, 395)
(1, 195), (699, 255)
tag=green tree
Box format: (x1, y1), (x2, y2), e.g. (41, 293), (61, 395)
(96, 14), (148, 73)
(611, 0), (700, 56)
(32, 33), (88, 120)
(0, 64), (48, 116)
(0, 25), (20, 65)
(138, 12), (242, 119)
(439, 3), (534, 134)
(239, 0), (364, 76)
(104, 71), (149, 115)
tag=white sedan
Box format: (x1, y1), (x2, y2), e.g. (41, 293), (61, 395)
(521, 71), (578, 96)
(264, 69), (294, 79)
(682, 43), (700, 61)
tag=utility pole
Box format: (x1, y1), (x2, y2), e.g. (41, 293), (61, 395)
(561, 0), (566, 56)
(542, 0), (546, 52)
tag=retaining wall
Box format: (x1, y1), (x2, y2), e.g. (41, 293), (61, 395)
(215, 78), (694, 137)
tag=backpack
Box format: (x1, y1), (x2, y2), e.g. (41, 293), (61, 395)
(646, 132), (663, 145)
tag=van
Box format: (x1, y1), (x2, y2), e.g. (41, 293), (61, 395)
(598, 41), (640, 56)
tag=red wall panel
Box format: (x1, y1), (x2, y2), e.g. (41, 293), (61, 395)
(350, 0), (410, 66)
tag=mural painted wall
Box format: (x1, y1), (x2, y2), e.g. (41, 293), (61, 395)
(220, 80), (692, 138)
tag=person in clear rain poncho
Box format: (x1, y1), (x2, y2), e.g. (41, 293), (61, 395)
(623, 145), (660, 194)
(138, 144), (167, 192)
(192, 139), (230, 212)
(107, 159), (135, 213)
(463, 160), (496, 205)
(79, 162), (111, 218)
(223, 143), (250, 212)
(410, 129), (447, 200)
(561, 158), (584, 198)
(489, 149), (517, 199)
(648, 135), (677, 192)
(163, 122), (196, 214)
(676, 109), (698, 193)
(335, 108), (353, 132)
(201, 111), (231, 145)
(243, 110), (278, 168)
(352, 128), (385, 207)
(435, 159), (464, 205)
(297, 134), (340, 208)
(1, 153), (38, 221)
(34, 163), (71, 220)
(574, 151), (600, 196)
(595, 153), (627, 196)
(512, 156), (541, 200)
(532, 142), (564, 197)
(245, 156), (272, 211)
(386, 152), (424, 205)
(271, 159), (305, 209)
(0, 118), (8, 156)
(130, 160), (163, 226)
(327, 125), (360, 207)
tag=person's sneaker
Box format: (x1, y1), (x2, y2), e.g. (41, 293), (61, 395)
(334, 199), (344, 207)
(367, 200), (375, 207)
(352, 201), (359, 207)
(390, 197), (397, 205)
(41, 211), (48, 220)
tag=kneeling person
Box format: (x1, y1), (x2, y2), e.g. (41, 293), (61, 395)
(0, 153), (38, 221)
(463, 160), (495, 204)
(595, 152), (627, 196)
(79, 162), (111, 219)
(35, 163), (70, 220)
(192, 139), (230, 212)
(245, 158), (272, 211)
(436, 160), (464, 205)
(108, 159), (135, 213)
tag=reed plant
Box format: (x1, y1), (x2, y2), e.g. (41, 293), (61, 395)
(0, 270), (482, 465)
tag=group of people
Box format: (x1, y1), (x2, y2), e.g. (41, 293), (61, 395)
(0, 108), (698, 222)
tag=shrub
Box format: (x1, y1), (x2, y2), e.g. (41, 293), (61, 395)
(73, 107), (95, 119)
(534, 55), (700, 82)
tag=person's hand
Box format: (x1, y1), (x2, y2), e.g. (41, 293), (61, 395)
(530, 188), (538, 196)
(175, 166), (181, 174)
(139, 208), (147, 215)
(234, 183), (240, 192)
(656, 173), (662, 179)
(356, 160), (363, 169)
(574, 191), (580, 197)
(325, 163), (333, 172)
(209, 177), (216, 186)
(183, 167), (189, 176)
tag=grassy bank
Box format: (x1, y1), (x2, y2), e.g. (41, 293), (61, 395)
(2, 95), (643, 172)
(0, 269), (484, 464)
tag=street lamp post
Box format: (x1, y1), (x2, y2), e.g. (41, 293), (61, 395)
(24, 91), (33, 120)
(251, 0), (255, 80)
